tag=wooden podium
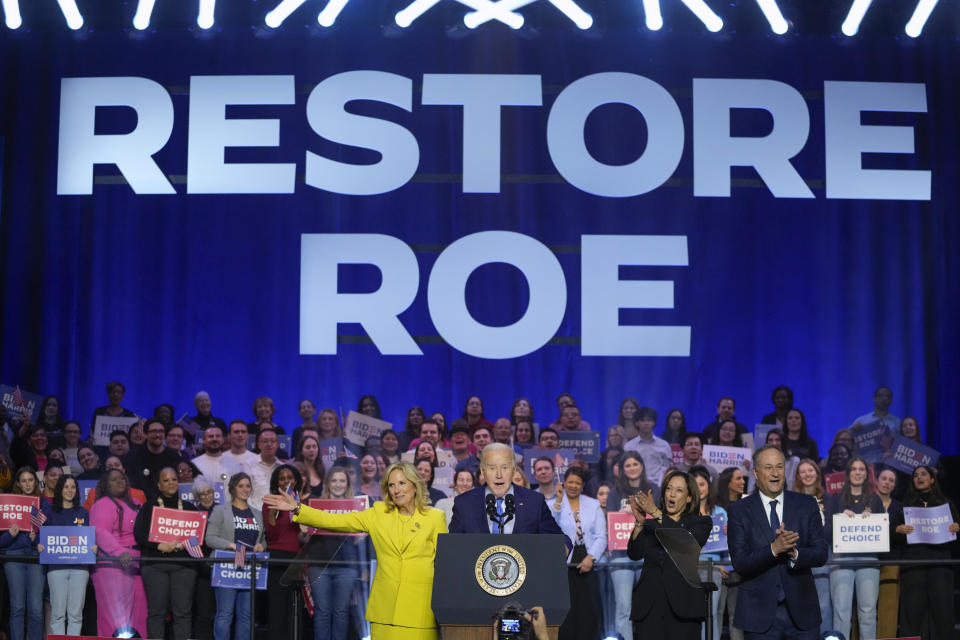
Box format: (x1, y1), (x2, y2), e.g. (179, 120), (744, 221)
(432, 534), (569, 640)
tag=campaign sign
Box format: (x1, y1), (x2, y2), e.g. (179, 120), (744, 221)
(179, 482), (225, 505)
(825, 472), (846, 495)
(853, 421), (892, 463)
(702, 513), (728, 554)
(343, 411), (392, 447)
(753, 423), (776, 448)
(39, 526), (96, 564)
(307, 498), (369, 537)
(0, 494), (39, 530)
(211, 550), (269, 590)
(319, 438), (344, 469)
(78, 480), (98, 504)
(147, 507), (208, 544)
(703, 445), (752, 474)
(903, 504), (958, 545)
(92, 415), (139, 446)
(556, 432), (601, 463)
(670, 443), (685, 466)
(523, 448), (574, 484)
(832, 513), (890, 553)
(277, 434), (292, 455)
(886, 437), (940, 475)
(0, 384), (42, 424)
(607, 512), (636, 551)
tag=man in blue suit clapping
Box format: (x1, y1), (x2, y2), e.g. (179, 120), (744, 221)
(728, 445), (828, 639)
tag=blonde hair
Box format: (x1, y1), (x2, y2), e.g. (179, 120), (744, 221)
(380, 461), (429, 514)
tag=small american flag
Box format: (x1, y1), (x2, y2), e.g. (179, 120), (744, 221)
(286, 484), (300, 504)
(29, 506), (46, 531)
(12, 386), (26, 408)
(234, 541), (253, 568)
(183, 536), (204, 559)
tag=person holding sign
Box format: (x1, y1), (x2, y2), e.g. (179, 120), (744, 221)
(133, 467), (201, 640)
(627, 470), (712, 639)
(205, 472), (266, 640)
(824, 457), (884, 640)
(890, 465), (959, 640)
(0, 466), (45, 640)
(264, 460), (448, 640)
(38, 474), (96, 635)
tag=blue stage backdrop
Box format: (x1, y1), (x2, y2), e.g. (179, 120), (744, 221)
(0, 5), (957, 453)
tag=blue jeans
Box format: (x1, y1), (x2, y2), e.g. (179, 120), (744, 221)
(609, 554), (642, 640)
(830, 560), (879, 640)
(214, 587), (252, 640)
(309, 566), (359, 640)
(811, 564), (833, 633)
(46, 568), (89, 635)
(4, 556), (45, 640)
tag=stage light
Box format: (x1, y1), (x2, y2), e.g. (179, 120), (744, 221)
(132, 0), (155, 30)
(756, 0), (788, 34)
(197, 0), (216, 28)
(681, 0), (723, 32)
(841, 0), (871, 36)
(57, 0), (84, 29)
(641, 0), (663, 30)
(550, 0), (593, 29)
(265, 0), (308, 28)
(317, 0), (349, 26)
(904, 0), (937, 37)
(2, 0), (22, 29)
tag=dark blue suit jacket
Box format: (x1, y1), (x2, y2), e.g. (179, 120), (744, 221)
(727, 490), (827, 633)
(448, 485), (570, 548)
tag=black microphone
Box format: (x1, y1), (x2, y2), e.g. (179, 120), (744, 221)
(501, 494), (516, 526)
(485, 493), (498, 520)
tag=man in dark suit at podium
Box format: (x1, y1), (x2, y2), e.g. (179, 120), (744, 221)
(728, 445), (828, 639)
(449, 443), (568, 544)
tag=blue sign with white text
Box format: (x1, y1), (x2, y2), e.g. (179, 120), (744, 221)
(39, 526), (96, 564)
(211, 550), (269, 590)
(702, 513), (727, 554)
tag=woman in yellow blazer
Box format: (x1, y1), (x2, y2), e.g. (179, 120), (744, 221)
(264, 460), (447, 640)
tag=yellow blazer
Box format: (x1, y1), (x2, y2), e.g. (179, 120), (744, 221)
(294, 501), (448, 629)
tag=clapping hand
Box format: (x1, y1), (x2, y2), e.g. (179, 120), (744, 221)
(262, 492), (298, 512)
(771, 524), (799, 556)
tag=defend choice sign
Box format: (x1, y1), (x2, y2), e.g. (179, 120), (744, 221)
(556, 432), (601, 463)
(92, 415), (139, 446)
(702, 513), (728, 554)
(607, 512), (636, 551)
(0, 494), (40, 530)
(211, 549), (269, 590)
(343, 411), (392, 447)
(148, 507), (208, 544)
(40, 526), (97, 564)
(903, 504), (958, 545)
(831, 513), (889, 553)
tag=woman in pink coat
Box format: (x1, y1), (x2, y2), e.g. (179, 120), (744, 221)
(89, 469), (148, 637)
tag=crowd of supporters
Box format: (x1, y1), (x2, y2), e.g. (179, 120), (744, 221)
(0, 383), (955, 640)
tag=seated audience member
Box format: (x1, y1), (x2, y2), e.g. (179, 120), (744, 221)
(435, 468), (477, 526)
(661, 408), (687, 445)
(48, 448), (69, 471)
(90, 381), (137, 432)
(294, 433), (325, 497)
(316, 408), (343, 441)
(825, 457), (883, 640)
(407, 419), (448, 451)
(128, 422), (145, 447)
(510, 398), (534, 426)
(223, 420), (258, 469)
(125, 418), (183, 494)
(205, 472), (265, 640)
(10, 425), (51, 471)
(538, 427), (560, 449)
(874, 466), (903, 640)
(164, 424), (189, 459)
(41, 474), (93, 636)
(513, 420), (536, 448)
(850, 385), (899, 431)
(2, 466), (45, 640)
(793, 458), (832, 632)
(151, 404), (176, 430)
(297, 399), (317, 429)
(548, 393), (592, 431)
(454, 425), (492, 476)
(491, 417), (514, 445)
(398, 405), (426, 452)
(133, 467), (199, 640)
(83, 456), (146, 509)
(782, 408), (819, 461)
(379, 428), (400, 463)
(820, 442), (853, 475)
(177, 459), (201, 484)
(705, 419), (745, 448)
(75, 445), (102, 481)
(701, 396), (747, 443)
(90, 469), (147, 638)
(191, 425), (242, 486)
(892, 466), (959, 640)
(242, 428), (281, 510)
(61, 421), (83, 474)
(532, 456), (559, 500)
(760, 385), (794, 426)
(898, 415), (922, 443)
(34, 395), (67, 447)
(586, 446), (623, 497)
(462, 395), (494, 431)
(612, 397), (641, 441)
(623, 413), (673, 487)
(41, 465), (63, 504)
(676, 432), (713, 476)
(248, 396), (285, 435)
(430, 411), (449, 437)
(605, 425), (626, 449)
(513, 466), (531, 488)
(191, 391), (227, 434)
(557, 404), (588, 431)
(356, 394), (382, 419)
(107, 430), (131, 459)
(415, 457), (447, 505)
(358, 453), (382, 499)
(550, 467), (606, 640)
(596, 482), (612, 513)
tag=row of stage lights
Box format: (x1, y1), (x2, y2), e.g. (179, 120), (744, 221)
(0, 0), (946, 37)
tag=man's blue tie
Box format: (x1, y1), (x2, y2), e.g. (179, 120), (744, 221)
(770, 499), (786, 602)
(494, 497), (505, 533)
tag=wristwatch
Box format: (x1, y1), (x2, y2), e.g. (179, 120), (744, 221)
(292, 504), (301, 517)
